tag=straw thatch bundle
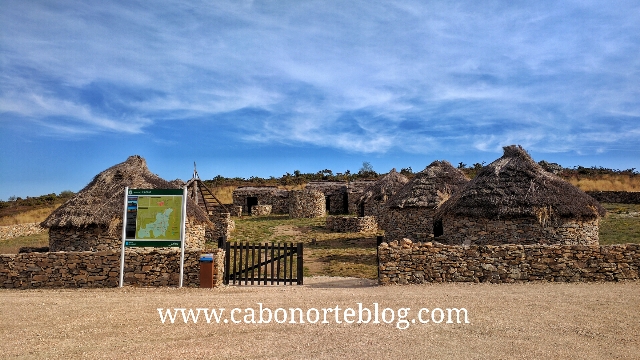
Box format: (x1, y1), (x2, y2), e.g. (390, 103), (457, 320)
(41, 155), (212, 231)
(436, 145), (606, 221)
(357, 169), (409, 205)
(386, 161), (469, 209)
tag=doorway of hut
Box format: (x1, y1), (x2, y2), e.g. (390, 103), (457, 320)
(247, 197), (258, 215)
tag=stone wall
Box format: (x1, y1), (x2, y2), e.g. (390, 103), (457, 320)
(347, 180), (376, 215)
(382, 207), (436, 242)
(208, 213), (234, 242)
(326, 216), (377, 233)
(586, 191), (640, 204)
(0, 223), (46, 240)
(210, 205), (242, 217)
(438, 216), (599, 246)
(289, 190), (326, 218)
(49, 221), (208, 252)
(232, 187), (289, 215)
(0, 248), (225, 289)
(251, 205), (272, 216)
(378, 239), (640, 284)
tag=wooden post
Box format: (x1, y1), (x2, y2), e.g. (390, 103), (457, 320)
(296, 243), (304, 285)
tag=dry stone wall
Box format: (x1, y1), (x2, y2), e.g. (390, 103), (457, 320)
(0, 248), (225, 289)
(382, 207), (436, 242)
(586, 191), (640, 204)
(232, 187), (289, 214)
(378, 239), (640, 284)
(251, 205), (272, 216)
(438, 216), (599, 246)
(326, 216), (377, 233)
(289, 190), (325, 218)
(306, 182), (348, 214)
(0, 223), (45, 240)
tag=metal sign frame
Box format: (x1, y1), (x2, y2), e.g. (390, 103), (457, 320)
(119, 186), (187, 288)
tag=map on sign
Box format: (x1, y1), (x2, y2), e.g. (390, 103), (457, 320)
(124, 189), (185, 247)
(136, 196), (182, 239)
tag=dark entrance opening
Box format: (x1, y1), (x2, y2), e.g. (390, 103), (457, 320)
(247, 197), (258, 215)
(358, 202), (365, 217)
(342, 193), (349, 214)
(433, 219), (443, 237)
(325, 196), (331, 212)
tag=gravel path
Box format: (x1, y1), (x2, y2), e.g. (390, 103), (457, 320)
(1, 278), (638, 359)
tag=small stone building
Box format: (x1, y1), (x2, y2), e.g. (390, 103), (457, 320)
(305, 181), (349, 215)
(41, 155), (213, 251)
(382, 161), (469, 242)
(434, 145), (606, 246)
(346, 180), (377, 214)
(232, 186), (289, 215)
(356, 169), (409, 227)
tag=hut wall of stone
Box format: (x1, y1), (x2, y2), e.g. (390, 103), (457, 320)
(0, 248), (225, 289)
(326, 216), (377, 233)
(346, 181), (376, 215)
(289, 190), (325, 218)
(378, 240), (639, 284)
(232, 188), (289, 215)
(49, 221), (207, 252)
(208, 213), (234, 242)
(382, 207), (436, 242)
(438, 216), (599, 246)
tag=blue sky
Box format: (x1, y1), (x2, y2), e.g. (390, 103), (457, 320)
(1, 1), (639, 200)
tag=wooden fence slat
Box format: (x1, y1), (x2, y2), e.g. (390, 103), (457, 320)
(223, 242), (303, 286)
(297, 243), (303, 285)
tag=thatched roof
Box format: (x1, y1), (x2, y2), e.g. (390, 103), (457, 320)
(436, 145), (606, 220)
(386, 161), (469, 209)
(41, 155), (212, 229)
(358, 169), (409, 204)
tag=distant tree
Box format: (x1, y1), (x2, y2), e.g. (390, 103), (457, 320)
(400, 167), (413, 175)
(358, 162), (377, 178)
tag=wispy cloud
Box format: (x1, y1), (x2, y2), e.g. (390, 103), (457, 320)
(1, 0), (639, 156)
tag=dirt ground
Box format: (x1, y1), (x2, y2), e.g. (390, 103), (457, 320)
(1, 278), (638, 359)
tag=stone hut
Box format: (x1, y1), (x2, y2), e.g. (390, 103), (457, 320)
(382, 161), (469, 242)
(346, 180), (377, 214)
(232, 186), (289, 215)
(41, 155), (213, 252)
(289, 190), (326, 218)
(305, 181), (349, 215)
(356, 169), (409, 227)
(434, 145), (606, 246)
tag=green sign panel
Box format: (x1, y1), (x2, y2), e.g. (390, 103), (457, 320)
(124, 189), (184, 247)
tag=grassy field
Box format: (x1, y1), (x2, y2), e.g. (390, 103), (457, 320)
(599, 203), (640, 245)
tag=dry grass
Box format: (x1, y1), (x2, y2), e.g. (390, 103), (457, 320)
(568, 175), (640, 192)
(0, 280), (638, 359)
(0, 232), (49, 254)
(0, 205), (59, 226)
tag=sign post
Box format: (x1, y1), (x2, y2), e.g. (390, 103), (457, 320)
(119, 187), (187, 288)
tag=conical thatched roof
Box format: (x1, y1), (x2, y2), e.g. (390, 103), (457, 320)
(386, 161), (469, 209)
(358, 169), (409, 204)
(41, 155), (212, 230)
(436, 145), (606, 220)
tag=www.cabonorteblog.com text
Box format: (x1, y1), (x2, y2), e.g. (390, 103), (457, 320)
(157, 303), (469, 330)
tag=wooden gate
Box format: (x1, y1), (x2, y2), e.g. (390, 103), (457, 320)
(223, 241), (303, 285)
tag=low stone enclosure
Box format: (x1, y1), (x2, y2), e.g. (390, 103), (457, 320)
(251, 204), (272, 216)
(0, 223), (45, 240)
(586, 191), (640, 204)
(0, 248), (225, 289)
(288, 190), (325, 218)
(378, 239), (640, 285)
(326, 216), (377, 233)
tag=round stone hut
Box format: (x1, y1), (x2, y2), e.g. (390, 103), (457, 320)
(288, 190), (326, 218)
(41, 155), (213, 251)
(434, 145), (606, 245)
(382, 161), (469, 241)
(356, 169), (409, 226)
